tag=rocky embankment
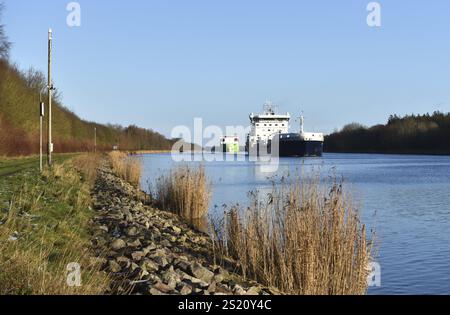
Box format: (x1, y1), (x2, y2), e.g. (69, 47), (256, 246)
(90, 165), (278, 295)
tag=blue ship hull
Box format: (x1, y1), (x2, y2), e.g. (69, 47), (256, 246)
(278, 138), (323, 157)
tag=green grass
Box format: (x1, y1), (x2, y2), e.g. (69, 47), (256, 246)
(0, 155), (110, 295)
(0, 153), (79, 177)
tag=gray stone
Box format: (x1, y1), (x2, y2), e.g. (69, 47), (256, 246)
(149, 288), (166, 295)
(108, 260), (122, 273)
(175, 260), (190, 272)
(233, 284), (246, 295)
(213, 273), (225, 283)
(111, 238), (126, 251)
(131, 262), (140, 271)
(153, 281), (172, 294)
(98, 225), (109, 232)
(162, 268), (180, 290)
(116, 256), (131, 268)
(171, 226), (182, 235)
(128, 239), (142, 248)
(143, 243), (157, 254)
(190, 262), (214, 283)
(180, 284), (192, 295)
(131, 251), (146, 262)
(127, 226), (139, 236)
(177, 270), (208, 287)
(245, 286), (261, 295)
(160, 239), (172, 247)
(215, 283), (232, 294)
(142, 259), (159, 272)
(154, 255), (169, 268)
(207, 281), (217, 293)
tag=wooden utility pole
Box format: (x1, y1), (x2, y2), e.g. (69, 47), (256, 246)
(94, 127), (97, 153)
(47, 28), (53, 166)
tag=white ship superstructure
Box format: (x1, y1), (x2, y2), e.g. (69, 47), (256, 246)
(296, 115), (324, 142)
(247, 103), (291, 146)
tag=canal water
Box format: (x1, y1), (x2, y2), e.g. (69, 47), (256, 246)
(140, 153), (450, 295)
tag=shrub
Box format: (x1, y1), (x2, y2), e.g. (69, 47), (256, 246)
(154, 165), (211, 221)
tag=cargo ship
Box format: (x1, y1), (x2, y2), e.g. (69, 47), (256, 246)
(220, 136), (240, 154)
(245, 103), (324, 157)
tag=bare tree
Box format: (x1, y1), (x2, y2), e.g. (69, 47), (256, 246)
(24, 67), (47, 92)
(0, 3), (11, 60)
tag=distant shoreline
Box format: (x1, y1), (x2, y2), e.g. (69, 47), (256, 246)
(129, 150), (173, 155)
(324, 149), (450, 157)
(130, 150), (205, 155)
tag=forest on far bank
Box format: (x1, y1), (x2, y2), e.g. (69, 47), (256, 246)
(325, 112), (450, 155)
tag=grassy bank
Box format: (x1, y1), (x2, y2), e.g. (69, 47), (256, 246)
(0, 154), (109, 294)
(0, 153), (80, 177)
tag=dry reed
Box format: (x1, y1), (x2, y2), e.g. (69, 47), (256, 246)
(154, 164), (211, 221)
(211, 175), (373, 295)
(72, 153), (101, 184)
(108, 151), (142, 188)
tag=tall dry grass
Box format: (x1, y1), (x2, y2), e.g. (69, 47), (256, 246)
(72, 153), (101, 184)
(154, 165), (211, 220)
(211, 175), (373, 295)
(108, 151), (142, 188)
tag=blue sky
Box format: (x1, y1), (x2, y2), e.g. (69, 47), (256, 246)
(3, 0), (450, 137)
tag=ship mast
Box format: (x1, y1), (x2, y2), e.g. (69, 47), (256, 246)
(299, 111), (304, 134)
